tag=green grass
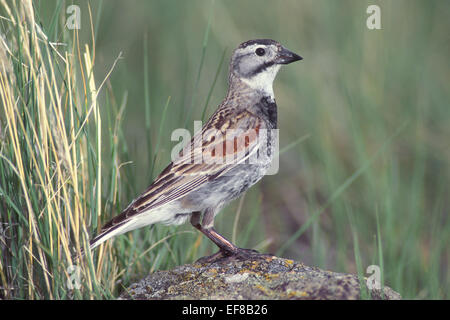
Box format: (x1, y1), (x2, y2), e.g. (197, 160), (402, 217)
(1, 0), (449, 299)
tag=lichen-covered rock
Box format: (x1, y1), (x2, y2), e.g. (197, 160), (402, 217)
(119, 254), (401, 300)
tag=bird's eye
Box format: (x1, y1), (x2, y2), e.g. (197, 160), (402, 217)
(255, 48), (265, 56)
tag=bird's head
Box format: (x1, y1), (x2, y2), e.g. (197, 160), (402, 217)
(229, 39), (302, 96)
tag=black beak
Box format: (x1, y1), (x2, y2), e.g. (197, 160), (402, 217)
(275, 46), (303, 64)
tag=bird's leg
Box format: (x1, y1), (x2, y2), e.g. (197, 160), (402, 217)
(190, 211), (238, 255)
(191, 209), (262, 263)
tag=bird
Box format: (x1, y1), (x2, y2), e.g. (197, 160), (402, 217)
(87, 39), (302, 261)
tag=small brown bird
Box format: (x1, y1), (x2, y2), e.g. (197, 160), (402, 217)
(88, 39), (302, 260)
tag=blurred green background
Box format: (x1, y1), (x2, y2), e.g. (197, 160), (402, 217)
(35, 0), (449, 298)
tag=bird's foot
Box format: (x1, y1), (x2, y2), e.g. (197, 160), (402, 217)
(195, 247), (274, 264)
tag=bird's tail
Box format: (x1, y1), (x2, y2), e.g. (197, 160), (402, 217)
(89, 219), (135, 251)
(71, 219), (134, 262)
(74, 208), (167, 261)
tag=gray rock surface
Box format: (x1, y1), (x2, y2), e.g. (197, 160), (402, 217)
(119, 254), (401, 300)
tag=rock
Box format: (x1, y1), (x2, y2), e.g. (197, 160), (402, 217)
(119, 253), (401, 300)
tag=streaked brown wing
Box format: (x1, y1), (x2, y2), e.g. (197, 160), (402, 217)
(99, 109), (263, 232)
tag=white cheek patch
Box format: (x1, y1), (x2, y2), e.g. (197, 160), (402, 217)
(242, 64), (281, 97)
